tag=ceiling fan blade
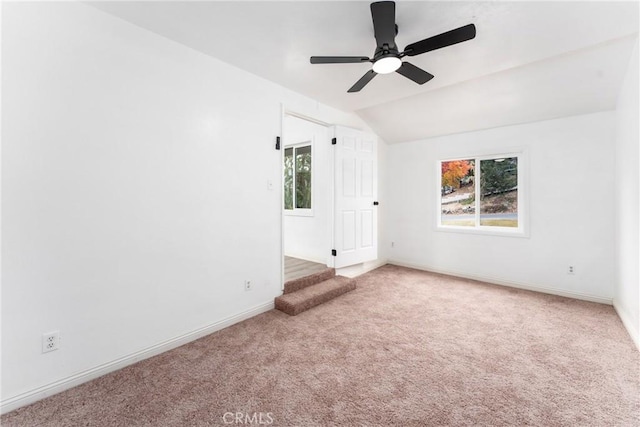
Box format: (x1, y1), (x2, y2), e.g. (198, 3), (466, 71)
(371, 1), (397, 49)
(404, 24), (476, 57)
(310, 56), (370, 64)
(395, 62), (434, 85)
(348, 70), (377, 93)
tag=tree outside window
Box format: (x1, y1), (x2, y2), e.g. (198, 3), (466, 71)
(284, 145), (312, 211)
(479, 157), (517, 227)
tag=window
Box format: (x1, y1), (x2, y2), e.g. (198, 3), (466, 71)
(439, 153), (524, 234)
(284, 144), (312, 212)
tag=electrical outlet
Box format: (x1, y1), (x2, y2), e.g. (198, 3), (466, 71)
(42, 331), (60, 353)
(244, 280), (252, 291)
(568, 266), (575, 275)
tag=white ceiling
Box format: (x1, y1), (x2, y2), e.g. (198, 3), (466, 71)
(90, 1), (639, 143)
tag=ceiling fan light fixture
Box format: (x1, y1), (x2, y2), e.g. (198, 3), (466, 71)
(372, 56), (401, 74)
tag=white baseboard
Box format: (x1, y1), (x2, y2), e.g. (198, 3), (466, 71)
(1, 301), (275, 415)
(337, 258), (388, 278)
(387, 260), (613, 305)
(613, 300), (640, 351)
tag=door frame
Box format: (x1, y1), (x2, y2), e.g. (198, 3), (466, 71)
(280, 107), (334, 291)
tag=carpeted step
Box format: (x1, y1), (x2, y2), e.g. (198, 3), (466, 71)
(275, 276), (356, 316)
(284, 267), (335, 294)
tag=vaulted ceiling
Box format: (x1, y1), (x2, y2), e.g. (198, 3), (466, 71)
(90, 1), (638, 143)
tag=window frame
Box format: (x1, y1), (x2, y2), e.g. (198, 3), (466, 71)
(436, 151), (528, 238)
(283, 141), (314, 217)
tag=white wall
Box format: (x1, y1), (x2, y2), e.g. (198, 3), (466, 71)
(614, 37), (639, 348)
(1, 2), (371, 410)
(283, 116), (330, 264)
(383, 111), (616, 302)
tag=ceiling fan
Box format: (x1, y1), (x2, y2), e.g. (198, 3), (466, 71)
(310, 1), (476, 93)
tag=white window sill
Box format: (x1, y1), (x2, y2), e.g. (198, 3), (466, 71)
(435, 225), (529, 238)
(284, 209), (314, 217)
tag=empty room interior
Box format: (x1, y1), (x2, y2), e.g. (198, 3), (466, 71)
(1, 1), (639, 425)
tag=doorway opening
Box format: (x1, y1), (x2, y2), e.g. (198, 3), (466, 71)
(282, 113), (332, 287)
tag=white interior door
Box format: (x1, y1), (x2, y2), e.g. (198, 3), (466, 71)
(333, 126), (378, 268)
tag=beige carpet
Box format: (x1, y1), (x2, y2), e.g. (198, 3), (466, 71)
(3, 265), (639, 426)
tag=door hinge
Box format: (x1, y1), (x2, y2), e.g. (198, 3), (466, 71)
(331, 137), (337, 145)
(275, 136), (281, 150)
(331, 249), (337, 256)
